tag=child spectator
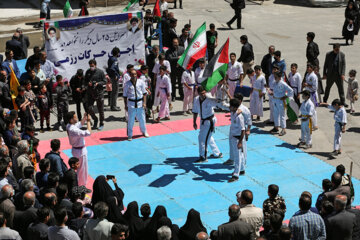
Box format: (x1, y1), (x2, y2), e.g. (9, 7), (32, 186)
(15, 86), (31, 132)
(24, 80), (38, 121)
(37, 83), (53, 132)
(55, 75), (71, 132)
(36, 158), (50, 189)
(345, 69), (358, 113)
(320, 99), (347, 156)
(181, 68), (195, 115)
(63, 157), (80, 192)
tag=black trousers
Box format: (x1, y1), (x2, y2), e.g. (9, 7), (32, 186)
(208, 48), (215, 62)
(171, 70), (184, 99)
(87, 97), (105, 126)
(323, 74), (346, 104)
(74, 100), (84, 120)
(228, 8), (242, 28)
(57, 102), (69, 123)
(174, 0), (182, 8)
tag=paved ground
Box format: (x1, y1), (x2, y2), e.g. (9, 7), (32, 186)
(15, 0), (358, 179)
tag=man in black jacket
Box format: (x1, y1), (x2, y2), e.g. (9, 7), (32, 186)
(227, 0), (245, 29)
(261, 45), (275, 84)
(325, 195), (356, 240)
(84, 59), (106, 130)
(306, 32), (320, 68)
(6, 33), (25, 60)
(70, 69), (85, 120)
(166, 38), (184, 101)
(323, 43), (347, 106)
(238, 35), (254, 76)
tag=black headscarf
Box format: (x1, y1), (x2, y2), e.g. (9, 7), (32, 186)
(157, 216), (180, 240)
(179, 209), (207, 240)
(106, 196), (128, 225)
(124, 201), (145, 240)
(92, 175), (115, 205)
(145, 205), (167, 240)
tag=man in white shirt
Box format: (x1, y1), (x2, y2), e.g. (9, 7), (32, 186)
(84, 202), (114, 240)
(160, 0), (168, 13)
(123, 69), (149, 141)
(192, 86), (222, 163)
(225, 53), (244, 97)
(65, 111), (91, 187)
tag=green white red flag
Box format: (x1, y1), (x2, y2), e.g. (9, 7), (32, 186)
(178, 22), (207, 70)
(63, 0), (73, 18)
(201, 38), (230, 91)
(123, 0), (140, 12)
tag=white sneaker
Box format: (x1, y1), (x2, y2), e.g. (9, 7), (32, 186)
(144, 133), (150, 138)
(128, 137), (132, 141)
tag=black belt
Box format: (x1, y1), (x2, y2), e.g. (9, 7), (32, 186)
(228, 78), (239, 82)
(201, 115), (215, 132)
(73, 146), (84, 150)
(128, 98), (142, 108)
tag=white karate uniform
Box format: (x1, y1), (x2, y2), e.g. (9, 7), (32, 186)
(194, 67), (205, 96)
(230, 111), (245, 177)
(157, 74), (172, 118)
(192, 94), (221, 158)
(66, 122), (91, 187)
(250, 74), (266, 117)
(273, 80), (293, 128)
(123, 79), (148, 138)
(305, 71), (319, 128)
(328, 106), (347, 151)
(215, 84), (230, 110)
(288, 72), (302, 98)
(227, 61), (243, 97)
(152, 60), (171, 107)
(268, 74), (276, 122)
(299, 99), (315, 145)
(181, 70), (195, 112)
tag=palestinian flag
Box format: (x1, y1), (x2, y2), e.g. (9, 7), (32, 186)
(286, 97), (299, 123)
(63, 0), (73, 18)
(153, 0), (161, 20)
(201, 38), (229, 91)
(178, 22), (207, 70)
(123, 0), (140, 12)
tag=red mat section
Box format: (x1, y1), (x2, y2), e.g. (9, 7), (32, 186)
(37, 113), (231, 190)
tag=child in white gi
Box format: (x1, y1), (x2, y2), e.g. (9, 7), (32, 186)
(225, 52), (244, 98)
(215, 79), (231, 111)
(192, 86), (222, 163)
(288, 63), (302, 107)
(320, 99), (347, 156)
(155, 65), (172, 123)
(152, 54), (171, 112)
(346, 69), (359, 113)
(269, 71), (293, 136)
(182, 68), (195, 114)
(249, 66), (266, 121)
(228, 98), (246, 183)
(298, 90), (315, 149)
(266, 65), (280, 124)
(303, 63), (319, 130)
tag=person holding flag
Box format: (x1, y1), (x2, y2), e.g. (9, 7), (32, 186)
(79, 0), (89, 16)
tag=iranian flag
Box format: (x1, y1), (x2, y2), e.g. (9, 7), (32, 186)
(201, 38), (230, 91)
(178, 22), (207, 70)
(63, 0), (73, 18)
(123, 0), (140, 12)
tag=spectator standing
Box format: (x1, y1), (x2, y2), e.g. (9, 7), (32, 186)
(25, 46), (41, 72)
(238, 35), (254, 76)
(0, 213), (21, 240)
(79, 0), (89, 16)
(84, 59), (106, 130)
(16, 28), (30, 59)
(55, 75), (71, 132)
(107, 48), (121, 112)
(306, 32), (320, 68)
(261, 45), (275, 84)
(263, 184), (286, 220)
(0, 184), (15, 228)
(179, 209), (207, 240)
(83, 202), (114, 240)
(2, 50), (20, 79)
(63, 157), (79, 192)
(206, 24), (218, 61)
(37, 83), (53, 132)
(111, 224), (130, 240)
(39, 51), (55, 99)
(45, 139), (68, 179)
(323, 44), (347, 106)
(6, 33), (24, 60)
(48, 207), (80, 240)
(226, 0), (246, 29)
(27, 207), (50, 240)
(70, 69), (86, 120)
(289, 195), (326, 240)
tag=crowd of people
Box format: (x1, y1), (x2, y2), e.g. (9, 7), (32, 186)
(0, 0), (360, 239)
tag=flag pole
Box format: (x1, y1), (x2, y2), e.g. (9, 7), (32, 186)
(158, 21), (163, 52)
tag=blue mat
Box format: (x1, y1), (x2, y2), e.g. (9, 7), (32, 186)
(63, 126), (360, 230)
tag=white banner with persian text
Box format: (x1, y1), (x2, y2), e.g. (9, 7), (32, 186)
(44, 12), (145, 80)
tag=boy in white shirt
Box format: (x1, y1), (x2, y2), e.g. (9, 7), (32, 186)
(249, 66), (266, 121)
(298, 90), (315, 149)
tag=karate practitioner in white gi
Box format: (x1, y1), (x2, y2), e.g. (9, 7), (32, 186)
(123, 69), (149, 141)
(225, 53), (244, 97)
(249, 66), (266, 121)
(266, 65), (280, 124)
(65, 111), (91, 187)
(152, 54), (171, 110)
(228, 98), (246, 183)
(269, 71), (293, 136)
(192, 86), (222, 163)
(181, 68), (195, 114)
(320, 99), (347, 156)
(298, 90), (315, 149)
(155, 65), (172, 123)
(303, 64), (319, 130)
